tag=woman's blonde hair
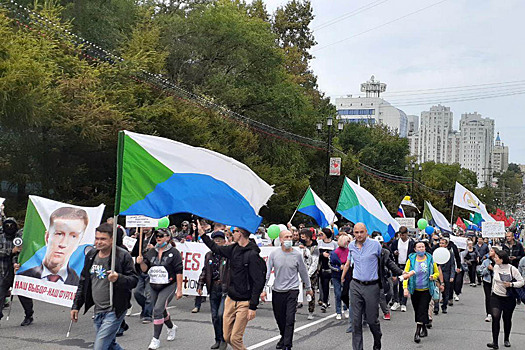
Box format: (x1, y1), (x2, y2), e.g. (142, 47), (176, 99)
(338, 234), (350, 248)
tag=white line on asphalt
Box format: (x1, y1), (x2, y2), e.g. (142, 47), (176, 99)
(246, 314), (337, 350)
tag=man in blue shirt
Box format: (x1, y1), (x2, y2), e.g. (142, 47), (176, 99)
(343, 223), (383, 350)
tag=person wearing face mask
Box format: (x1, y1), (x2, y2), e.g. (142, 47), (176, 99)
(261, 230), (313, 350)
(136, 228), (183, 350)
(403, 241), (440, 344)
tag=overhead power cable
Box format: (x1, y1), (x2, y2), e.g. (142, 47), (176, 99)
(312, 0), (391, 32)
(313, 0), (450, 52)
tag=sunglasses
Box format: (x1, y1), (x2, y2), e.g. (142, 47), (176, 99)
(156, 234), (170, 239)
(233, 229), (241, 233)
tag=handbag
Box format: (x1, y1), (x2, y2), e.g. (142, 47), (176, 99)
(430, 280), (440, 300)
(505, 267), (525, 303)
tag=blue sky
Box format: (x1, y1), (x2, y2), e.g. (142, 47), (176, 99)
(260, 0), (525, 163)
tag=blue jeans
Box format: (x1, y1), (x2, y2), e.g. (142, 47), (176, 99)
(209, 285), (226, 342)
(93, 311), (126, 350)
(134, 273), (153, 318)
(332, 277), (343, 314)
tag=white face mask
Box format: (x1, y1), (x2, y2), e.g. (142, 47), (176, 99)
(283, 240), (293, 249)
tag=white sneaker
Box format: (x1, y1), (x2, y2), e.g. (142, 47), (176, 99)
(390, 302), (400, 311)
(344, 310), (350, 319)
(307, 312), (314, 320)
(401, 305), (407, 312)
(454, 295), (460, 301)
(336, 313), (342, 320)
(126, 306), (133, 316)
(167, 325), (178, 341)
(148, 338), (160, 350)
(485, 314), (492, 322)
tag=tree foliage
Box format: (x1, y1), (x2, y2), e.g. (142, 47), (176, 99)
(0, 1), (498, 226)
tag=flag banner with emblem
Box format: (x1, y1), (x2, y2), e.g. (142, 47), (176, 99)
(115, 131), (273, 233)
(453, 182), (494, 222)
(12, 195), (105, 307)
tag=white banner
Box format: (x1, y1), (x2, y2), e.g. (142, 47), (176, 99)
(177, 243), (303, 301)
(449, 235), (468, 250)
(13, 275), (78, 307)
(125, 215), (159, 228)
(395, 217), (415, 229)
(482, 221), (505, 238)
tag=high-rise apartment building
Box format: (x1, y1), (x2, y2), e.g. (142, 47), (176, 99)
(412, 105), (458, 164)
(459, 112), (494, 187)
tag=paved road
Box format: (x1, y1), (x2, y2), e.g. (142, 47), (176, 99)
(1, 282), (525, 349)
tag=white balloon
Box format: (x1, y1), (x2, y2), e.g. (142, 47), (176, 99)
(278, 224), (287, 232)
(432, 247), (451, 264)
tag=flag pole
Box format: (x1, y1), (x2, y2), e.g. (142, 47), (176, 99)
(110, 215), (118, 307)
(110, 131), (125, 307)
(289, 187), (309, 224)
(138, 227), (143, 258)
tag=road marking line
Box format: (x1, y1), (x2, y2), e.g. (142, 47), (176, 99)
(247, 314), (337, 350)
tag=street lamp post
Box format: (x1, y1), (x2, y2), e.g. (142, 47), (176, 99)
(318, 116), (344, 196)
(405, 163), (422, 196)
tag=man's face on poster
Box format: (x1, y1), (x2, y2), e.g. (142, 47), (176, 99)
(43, 218), (86, 273)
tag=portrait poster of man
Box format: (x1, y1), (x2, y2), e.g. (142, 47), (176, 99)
(12, 195), (105, 307)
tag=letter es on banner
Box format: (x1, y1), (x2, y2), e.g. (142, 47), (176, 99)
(329, 157), (341, 176)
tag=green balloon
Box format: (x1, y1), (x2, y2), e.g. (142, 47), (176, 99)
(267, 224), (280, 239)
(417, 218), (428, 230)
(157, 217), (170, 229)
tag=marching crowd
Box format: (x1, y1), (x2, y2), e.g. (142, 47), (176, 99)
(1, 210), (525, 350)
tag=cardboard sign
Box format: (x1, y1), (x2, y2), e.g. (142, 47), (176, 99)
(125, 215), (159, 228)
(482, 221), (505, 238)
(122, 236), (137, 252)
(395, 217), (416, 229)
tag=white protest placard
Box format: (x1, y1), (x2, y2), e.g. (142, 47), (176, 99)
(395, 217), (415, 229)
(329, 157), (341, 176)
(482, 221), (505, 238)
(450, 235), (468, 250)
(177, 243), (303, 302)
(125, 215), (159, 228)
(122, 236), (137, 252)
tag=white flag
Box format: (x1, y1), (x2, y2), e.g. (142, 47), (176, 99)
(453, 182), (494, 222)
(425, 201), (451, 232)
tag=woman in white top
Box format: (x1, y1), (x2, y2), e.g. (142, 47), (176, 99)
(487, 249), (524, 349)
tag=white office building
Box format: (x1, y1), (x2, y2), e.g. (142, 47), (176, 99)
(334, 76), (408, 137)
(459, 112), (495, 187)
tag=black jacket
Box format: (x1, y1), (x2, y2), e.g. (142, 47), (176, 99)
(202, 234), (265, 310)
(447, 241), (462, 270)
(197, 251), (229, 293)
(72, 247), (138, 318)
(389, 238), (416, 265)
(380, 248), (405, 282)
(143, 245), (183, 290)
(502, 241), (525, 268)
